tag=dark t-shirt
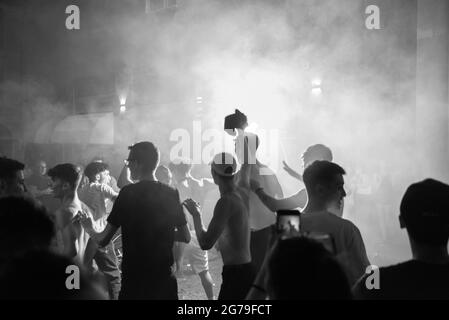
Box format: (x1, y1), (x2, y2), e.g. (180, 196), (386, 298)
(107, 181), (187, 295)
(353, 260), (449, 300)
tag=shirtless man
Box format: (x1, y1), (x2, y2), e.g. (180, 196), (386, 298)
(48, 163), (93, 263)
(183, 152), (254, 300)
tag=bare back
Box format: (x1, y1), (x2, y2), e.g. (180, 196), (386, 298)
(217, 191), (251, 266)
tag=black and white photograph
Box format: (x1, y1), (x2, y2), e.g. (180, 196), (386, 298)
(0, 0), (448, 303)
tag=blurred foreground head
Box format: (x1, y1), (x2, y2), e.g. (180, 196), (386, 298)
(0, 157), (26, 197)
(0, 196), (55, 260)
(266, 237), (351, 300)
(0, 250), (106, 300)
(400, 178), (449, 247)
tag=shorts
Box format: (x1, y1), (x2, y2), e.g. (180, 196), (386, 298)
(185, 241), (209, 274)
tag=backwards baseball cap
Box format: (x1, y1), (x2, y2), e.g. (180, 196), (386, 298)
(400, 179), (449, 228)
(210, 152), (239, 177)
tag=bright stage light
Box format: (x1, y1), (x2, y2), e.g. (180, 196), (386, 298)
(311, 78), (322, 96)
(312, 78), (322, 87)
(120, 105), (126, 113)
(196, 96), (203, 104)
(119, 95), (127, 106)
(311, 87), (322, 96)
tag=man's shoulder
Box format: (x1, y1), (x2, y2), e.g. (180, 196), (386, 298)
(354, 260), (441, 299)
(80, 183), (99, 194)
(380, 260), (448, 275)
(305, 212), (360, 234)
(159, 181), (179, 195)
(335, 215), (360, 231)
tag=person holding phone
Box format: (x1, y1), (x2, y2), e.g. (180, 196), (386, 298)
(252, 160), (370, 286)
(265, 237), (352, 300)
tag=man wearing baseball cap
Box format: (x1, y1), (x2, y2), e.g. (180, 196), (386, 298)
(183, 152), (255, 300)
(353, 179), (449, 299)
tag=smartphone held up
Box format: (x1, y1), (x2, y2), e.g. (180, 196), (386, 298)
(276, 210), (301, 239)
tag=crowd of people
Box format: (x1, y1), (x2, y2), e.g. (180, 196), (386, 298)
(0, 113), (448, 300)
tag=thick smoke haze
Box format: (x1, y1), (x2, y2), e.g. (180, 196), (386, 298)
(109, 0), (419, 264)
(1, 0), (446, 266)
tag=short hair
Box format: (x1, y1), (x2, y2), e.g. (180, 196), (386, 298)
(0, 196), (55, 259)
(302, 144), (333, 166)
(267, 237), (351, 300)
(47, 163), (80, 189)
(0, 157), (25, 180)
(155, 165), (171, 185)
(128, 141), (160, 174)
(400, 179), (449, 247)
(84, 162), (109, 183)
(303, 160), (345, 195)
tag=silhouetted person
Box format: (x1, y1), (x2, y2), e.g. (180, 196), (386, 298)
(0, 196), (55, 264)
(0, 157), (27, 197)
(0, 249), (106, 300)
(235, 133), (284, 278)
(265, 237), (352, 299)
(80, 141), (191, 300)
(183, 152), (254, 300)
(353, 179), (449, 299)
(79, 161), (121, 300)
(253, 161), (370, 285)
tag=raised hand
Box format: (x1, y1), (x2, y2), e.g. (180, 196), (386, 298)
(77, 210), (94, 233)
(282, 161), (302, 181)
(182, 198), (201, 217)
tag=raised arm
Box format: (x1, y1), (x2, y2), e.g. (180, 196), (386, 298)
(183, 198), (230, 250)
(282, 161), (303, 182)
(101, 184), (119, 201)
(251, 180), (307, 212)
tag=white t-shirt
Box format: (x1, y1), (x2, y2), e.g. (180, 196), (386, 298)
(248, 165), (283, 231)
(300, 210), (371, 285)
(79, 182), (117, 231)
